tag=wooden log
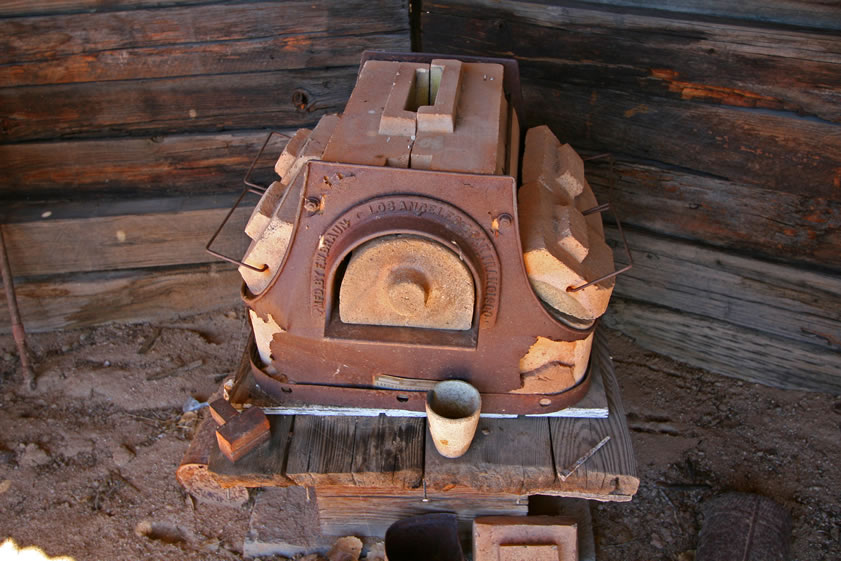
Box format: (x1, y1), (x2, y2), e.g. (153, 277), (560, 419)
(524, 82), (841, 200)
(0, 67), (356, 142)
(0, 262), (242, 334)
(552, 0), (841, 31)
(0, 0), (209, 18)
(604, 298), (841, 393)
(0, 1), (408, 73)
(549, 332), (638, 501)
(2, 202), (253, 277)
(606, 227), (841, 353)
(422, 1), (841, 124)
(0, 130), (293, 200)
(285, 415), (425, 488)
(584, 157), (841, 270)
(420, 1), (841, 197)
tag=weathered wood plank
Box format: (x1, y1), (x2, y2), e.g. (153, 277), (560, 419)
(549, 332), (638, 501)
(421, 1), (841, 197)
(525, 83), (841, 200)
(0, 130), (293, 200)
(3, 203), (253, 277)
(0, 262), (241, 334)
(285, 415), (425, 488)
(424, 417), (555, 494)
(0, 33), (408, 88)
(422, 1), (841, 123)
(0, 67), (355, 142)
(208, 414), (295, 488)
(576, 0), (841, 31)
(606, 227), (841, 353)
(0, 1), (408, 70)
(0, 0), (210, 18)
(603, 298), (841, 393)
(584, 157), (841, 270)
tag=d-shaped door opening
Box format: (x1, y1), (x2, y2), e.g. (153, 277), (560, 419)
(325, 234), (479, 348)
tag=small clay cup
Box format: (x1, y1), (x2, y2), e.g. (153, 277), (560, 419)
(425, 380), (482, 458)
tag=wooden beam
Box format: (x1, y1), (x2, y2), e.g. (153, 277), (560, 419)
(607, 227), (841, 353)
(2, 203), (253, 277)
(604, 297), (841, 393)
(421, 1), (841, 196)
(0, 130), (293, 200)
(422, 1), (841, 124)
(585, 157), (841, 270)
(0, 67), (357, 143)
(0, 262), (242, 334)
(0, 1), (408, 71)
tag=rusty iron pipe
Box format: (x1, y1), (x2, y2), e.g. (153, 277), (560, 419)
(0, 225), (36, 390)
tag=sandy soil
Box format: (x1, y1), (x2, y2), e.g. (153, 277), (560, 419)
(0, 309), (838, 560)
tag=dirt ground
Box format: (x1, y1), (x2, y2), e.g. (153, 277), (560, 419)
(0, 308), (838, 561)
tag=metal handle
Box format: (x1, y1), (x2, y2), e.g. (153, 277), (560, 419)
(205, 131), (289, 272)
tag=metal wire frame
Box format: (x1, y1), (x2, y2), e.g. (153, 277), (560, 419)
(205, 131), (289, 272)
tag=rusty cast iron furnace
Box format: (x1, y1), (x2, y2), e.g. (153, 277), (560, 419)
(224, 53), (622, 416)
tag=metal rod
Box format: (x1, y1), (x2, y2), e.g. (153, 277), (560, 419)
(205, 130), (291, 272)
(567, 202), (634, 293)
(558, 435), (611, 481)
(0, 225), (36, 390)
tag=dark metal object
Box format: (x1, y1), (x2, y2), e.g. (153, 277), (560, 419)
(568, 202), (633, 292)
(385, 513), (463, 561)
(0, 225), (35, 390)
(243, 161), (594, 413)
(205, 131), (289, 272)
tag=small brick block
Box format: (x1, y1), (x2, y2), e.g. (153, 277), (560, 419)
(215, 406), (271, 462)
(417, 59), (463, 133)
(209, 398), (238, 425)
(473, 516), (577, 561)
(499, 544), (560, 561)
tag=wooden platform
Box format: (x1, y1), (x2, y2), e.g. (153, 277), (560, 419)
(191, 329), (637, 506)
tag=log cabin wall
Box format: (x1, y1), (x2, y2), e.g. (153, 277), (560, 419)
(419, 0), (841, 392)
(0, 1), (410, 328)
(2, 0), (840, 393)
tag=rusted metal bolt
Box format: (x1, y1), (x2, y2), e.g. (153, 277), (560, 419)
(304, 197), (321, 213)
(497, 213), (513, 227)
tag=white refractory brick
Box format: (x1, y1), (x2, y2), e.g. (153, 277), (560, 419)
(410, 62), (505, 174)
(379, 62), (423, 137)
(339, 235), (474, 330)
(274, 128), (310, 179)
(239, 215), (293, 295)
(246, 114), (339, 241)
(522, 126), (586, 204)
(322, 60), (424, 168)
(514, 333), (593, 394)
(249, 309), (283, 372)
(518, 181), (615, 321)
(417, 59), (463, 133)
(553, 204), (590, 263)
